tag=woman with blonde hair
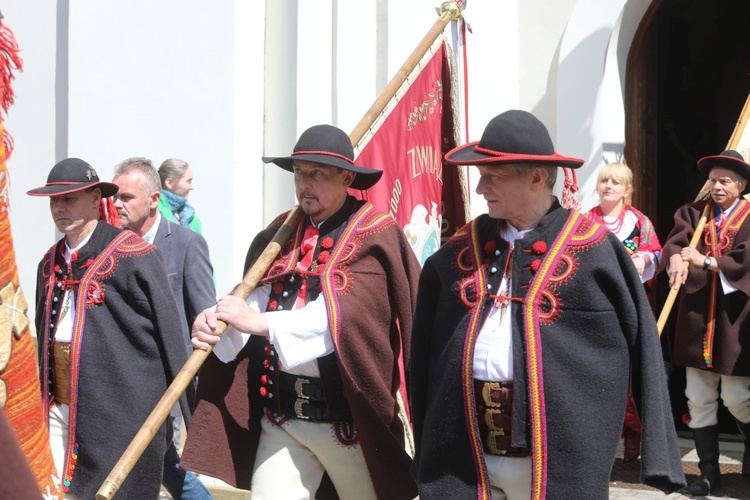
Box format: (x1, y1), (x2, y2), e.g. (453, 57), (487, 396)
(587, 162), (661, 280)
(586, 162), (663, 462)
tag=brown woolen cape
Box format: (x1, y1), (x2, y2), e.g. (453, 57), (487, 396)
(658, 200), (750, 375)
(182, 201), (421, 499)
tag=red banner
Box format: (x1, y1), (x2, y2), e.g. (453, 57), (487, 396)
(353, 41), (467, 265)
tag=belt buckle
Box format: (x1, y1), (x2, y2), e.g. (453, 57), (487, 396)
(482, 382), (501, 408)
(295, 378), (311, 399)
(487, 429), (507, 455)
(294, 398), (310, 419)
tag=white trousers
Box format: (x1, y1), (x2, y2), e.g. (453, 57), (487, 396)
(485, 454), (532, 500)
(49, 404), (82, 500)
(685, 366), (750, 428)
(250, 412), (377, 500)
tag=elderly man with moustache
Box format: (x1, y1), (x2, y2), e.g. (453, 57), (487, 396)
(661, 150), (750, 496)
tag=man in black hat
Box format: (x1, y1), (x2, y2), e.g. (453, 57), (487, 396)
(409, 110), (685, 498)
(661, 149), (750, 496)
(182, 125), (422, 499)
(28, 158), (191, 499)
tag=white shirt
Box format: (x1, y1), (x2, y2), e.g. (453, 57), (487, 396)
(472, 223), (532, 382)
(212, 285), (333, 377)
(141, 211), (161, 244)
(54, 232), (94, 343)
(213, 218), (333, 375)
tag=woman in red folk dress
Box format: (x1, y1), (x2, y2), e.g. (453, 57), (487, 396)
(586, 162), (663, 462)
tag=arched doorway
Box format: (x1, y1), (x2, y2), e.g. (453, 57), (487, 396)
(626, 0), (750, 238)
(626, 0), (750, 435)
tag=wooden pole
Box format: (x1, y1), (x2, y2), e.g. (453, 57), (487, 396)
(656, 92), (750, 335)
(96, 206), (303, 500)
(97, 3), (466, 498)
(349, 1), (461, 146)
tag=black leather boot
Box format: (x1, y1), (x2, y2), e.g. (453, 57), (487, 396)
(689, 425), (722, 496)
(735, 419), (750, 478)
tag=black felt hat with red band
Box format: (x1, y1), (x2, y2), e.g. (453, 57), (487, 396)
(262, 124), (383, 190)
(697, 150), (750, 194)
(445, 110), (584, 169)
(27, 158), (119, 197)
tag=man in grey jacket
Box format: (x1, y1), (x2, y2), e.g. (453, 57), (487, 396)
(113, 157), (216, 500)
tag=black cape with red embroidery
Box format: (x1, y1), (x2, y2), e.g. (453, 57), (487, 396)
(182, 196), (421, 499)
(409, 201), (685, 499)
(34, 221), (190, 499)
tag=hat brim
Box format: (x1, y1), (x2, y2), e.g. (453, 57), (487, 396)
(262, 154), (383, 190)
(27, 181), (119, 198)
(445, 141), (585, 169)
(697, 155), (750, 194)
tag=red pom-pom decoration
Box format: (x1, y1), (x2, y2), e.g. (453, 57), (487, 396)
(531, 241), (547, 254)
(484, 241), (497, 253)
(530, 260), (542, 272)
(321, 237), (334, 249)
(317, 251), (330, 264)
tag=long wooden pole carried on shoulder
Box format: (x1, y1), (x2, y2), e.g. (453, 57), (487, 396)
(97, 3), (465, 498)
(656, 92), (750, 335)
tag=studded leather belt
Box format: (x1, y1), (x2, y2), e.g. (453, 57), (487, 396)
(53, 342), (71, 405)
(474, 379), (530, 457)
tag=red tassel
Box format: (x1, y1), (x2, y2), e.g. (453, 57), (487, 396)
(0, 20), (22, 113)
(99, 198), (121, 228)
(0, 18), (23, 163)
(561, 168), (581, 211)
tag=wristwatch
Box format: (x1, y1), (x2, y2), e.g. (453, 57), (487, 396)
(703, 256), (712, 270)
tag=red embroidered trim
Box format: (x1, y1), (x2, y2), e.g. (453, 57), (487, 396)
(473, 147), (570, 163)
(291, 150), (354, 164)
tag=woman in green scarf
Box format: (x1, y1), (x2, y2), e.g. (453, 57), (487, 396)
(158, 158), (202, 233)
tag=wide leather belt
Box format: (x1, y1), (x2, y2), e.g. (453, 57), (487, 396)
(474, 379), (530, 457)
(53, 342), (71, 405)
(277, 371), (352, 423)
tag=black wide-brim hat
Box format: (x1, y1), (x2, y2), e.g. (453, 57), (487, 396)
(697, 149), (750, 194)
(27, 158), (119, 197)
(262, 124), (383, 190)
(445, 110), (584, 168)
